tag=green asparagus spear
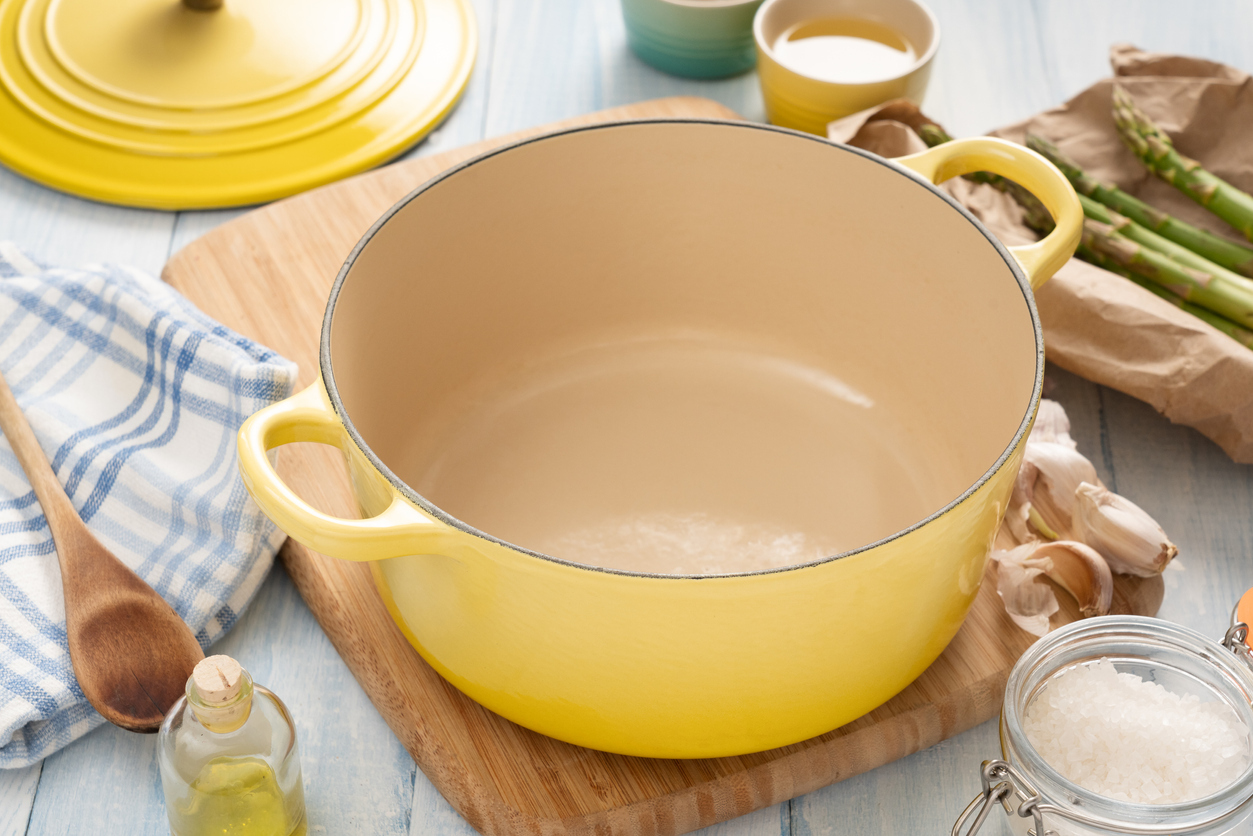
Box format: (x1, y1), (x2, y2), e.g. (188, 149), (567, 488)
(1137, 281), (1253, 348)
(1113, 86), (1253, 243)
(1026, 133), (1253, 277)
(1077, 194), (1253, 294)
(920, 121), (1253, 337)
(1076, 241), (1129, 276)
(917, 124), (1054, 233)
(1082, 219), (1253, 325)
(1078, 243), (1253, 349)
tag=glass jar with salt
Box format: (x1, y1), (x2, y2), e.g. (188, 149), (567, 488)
(954, 599), (1253, 836)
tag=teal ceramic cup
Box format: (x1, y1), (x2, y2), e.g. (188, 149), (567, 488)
(622, 0), (766, 79)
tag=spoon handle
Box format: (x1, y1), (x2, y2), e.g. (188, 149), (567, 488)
(0, 368), (205, 732)
(0, 369), (82, 538)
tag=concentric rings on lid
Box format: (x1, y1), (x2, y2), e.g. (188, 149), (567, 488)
(0, 0), (476, 208)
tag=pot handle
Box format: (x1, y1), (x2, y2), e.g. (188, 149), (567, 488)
(237, 382), (453, 561)
(893, 137), (1082, 290)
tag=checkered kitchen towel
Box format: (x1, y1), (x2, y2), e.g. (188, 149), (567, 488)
(0, 243), (297, 767)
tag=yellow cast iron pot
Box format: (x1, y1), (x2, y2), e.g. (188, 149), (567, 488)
(237, 120), (1080, 759)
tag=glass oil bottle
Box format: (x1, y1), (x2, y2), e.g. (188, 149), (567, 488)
(158, 655), (307, 836)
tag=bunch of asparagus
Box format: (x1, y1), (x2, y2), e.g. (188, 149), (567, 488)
(918, 90), (1253, 351)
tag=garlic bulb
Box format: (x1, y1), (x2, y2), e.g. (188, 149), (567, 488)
(1073, 482), (1178, 577)
(994, 399), (1177, 635)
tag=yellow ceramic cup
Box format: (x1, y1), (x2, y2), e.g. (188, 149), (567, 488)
(237, 122), (1079, 759)
(754, 0), (939, 135)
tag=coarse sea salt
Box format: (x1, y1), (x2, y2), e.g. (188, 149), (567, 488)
(1023, 659), (1251, 804)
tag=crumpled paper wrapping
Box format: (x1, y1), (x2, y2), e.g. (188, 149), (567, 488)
(829, 45), (1253, 464)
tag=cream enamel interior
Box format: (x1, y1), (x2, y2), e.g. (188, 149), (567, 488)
(327, 121), (1037, 576)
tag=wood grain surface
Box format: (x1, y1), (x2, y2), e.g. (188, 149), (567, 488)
(160, 96), (1161, 836)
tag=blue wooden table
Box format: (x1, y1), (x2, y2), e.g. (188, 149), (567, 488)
(2, 1), (1252, 833)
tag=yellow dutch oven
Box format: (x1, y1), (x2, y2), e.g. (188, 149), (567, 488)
(237, 120), (1080, 759)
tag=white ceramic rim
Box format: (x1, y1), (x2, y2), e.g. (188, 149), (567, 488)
(656, 0), (762, 9)
(753, 0), (941, 86)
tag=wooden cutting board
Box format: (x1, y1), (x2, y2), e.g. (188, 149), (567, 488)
(162, 96), (1162, 836)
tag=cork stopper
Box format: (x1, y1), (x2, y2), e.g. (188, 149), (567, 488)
(188, 655), (252, 732)
(193, 656), (243, 704)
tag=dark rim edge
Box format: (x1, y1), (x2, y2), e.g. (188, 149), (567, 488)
(319, 117), (1046, 580)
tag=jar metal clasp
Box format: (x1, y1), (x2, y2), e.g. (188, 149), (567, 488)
(1224, 600), (1252, 670)
(952, 759), (1048, 836)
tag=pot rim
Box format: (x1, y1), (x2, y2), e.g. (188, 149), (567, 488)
(320, 117), (1045, 580)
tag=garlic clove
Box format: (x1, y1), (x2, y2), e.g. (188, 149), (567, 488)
(1011, 456), (1038, 508)
(1004, 458), (1039, 546)
(1030, 399), (1078, 450)
(1073, 482), (1178, 577)
(993, 543), (1059, 637)
(1004, 504), (1033, 546)
(1022, 441), (1098, 539)
(1034, 540), (1113, 618)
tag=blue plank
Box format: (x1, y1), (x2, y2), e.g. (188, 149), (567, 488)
(482, 0), (765, 139)
(1100, 386), (1253, 639)
(917, 0), (1054, 137)
(25, 719), (169, 835)
(1033, 0), (1253, 105)
(0, 762), (40, 836)
(0, 167), (174, 278)
(697, 804), (788, 836)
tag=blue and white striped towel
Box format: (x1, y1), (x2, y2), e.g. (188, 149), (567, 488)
(0, 243), (297, 768)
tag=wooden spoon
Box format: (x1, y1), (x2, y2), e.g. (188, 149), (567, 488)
(0, 369), (204, 732)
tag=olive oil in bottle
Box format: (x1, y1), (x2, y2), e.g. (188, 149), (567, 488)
(158, 656), (307, 836)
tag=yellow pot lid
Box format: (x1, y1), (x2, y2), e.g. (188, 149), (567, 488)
(0, 0), (476, 208)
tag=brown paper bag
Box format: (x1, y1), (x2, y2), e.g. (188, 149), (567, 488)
(829, 45), (1253, 464)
